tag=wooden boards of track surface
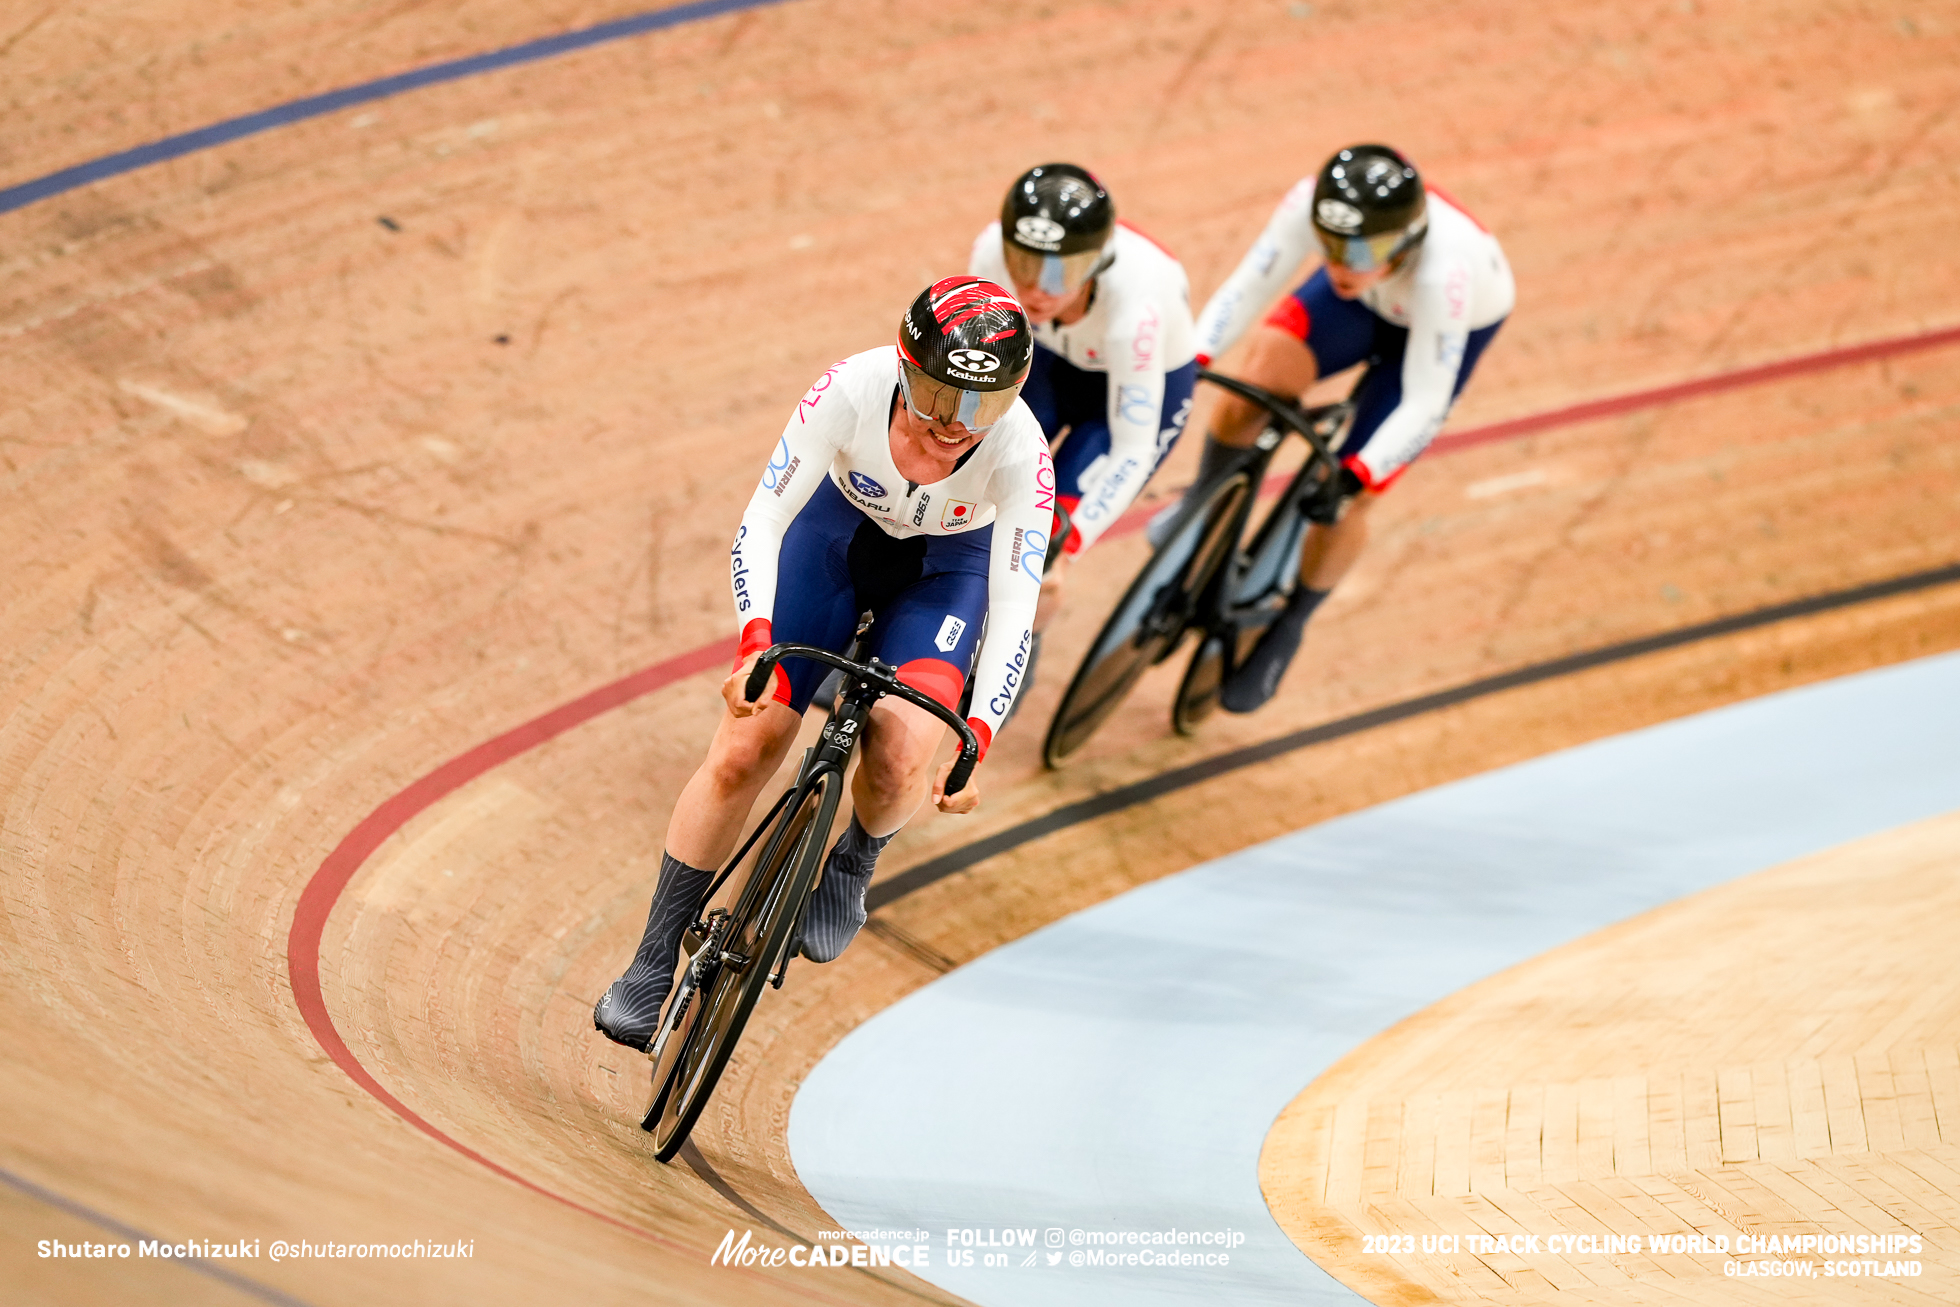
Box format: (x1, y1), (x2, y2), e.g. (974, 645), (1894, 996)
(1261, 808), (1960, 1306)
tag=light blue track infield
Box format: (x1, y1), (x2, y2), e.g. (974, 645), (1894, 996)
(790, 650), (1960, 1305)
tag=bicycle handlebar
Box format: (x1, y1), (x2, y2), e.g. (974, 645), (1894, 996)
(743, 643), (983, 795)
(1196, 367), (1351, 469)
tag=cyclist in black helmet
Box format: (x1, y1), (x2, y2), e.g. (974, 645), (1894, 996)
(969, 163), (1200, 695)
(1169, 144), (1515, 712)
(594, 277), (1054, 1050)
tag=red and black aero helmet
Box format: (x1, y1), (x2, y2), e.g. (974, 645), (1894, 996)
(1311, 144), (1428, 272)
(896, 276), (1033, 431)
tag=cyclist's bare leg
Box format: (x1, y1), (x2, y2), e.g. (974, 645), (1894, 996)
(852, 696), (947, 834)
(594, 702), (801, 1048)
(1204, 326), (1321, 448)
(802, 695), (948, 963)
(1298, 490), (1377, 591)
(663, 702), (804, 869)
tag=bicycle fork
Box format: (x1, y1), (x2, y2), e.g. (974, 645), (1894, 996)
(769, 670), (882, 988)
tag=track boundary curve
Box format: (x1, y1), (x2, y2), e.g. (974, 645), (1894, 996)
(287, 640), (730, 1249)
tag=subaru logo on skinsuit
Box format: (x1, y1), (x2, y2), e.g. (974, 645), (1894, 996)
(1014, 215), (1066, 249)
(848, 471), (888, 499)
(1316, 199), (1364, 233)
(947, 348), (1000, 375)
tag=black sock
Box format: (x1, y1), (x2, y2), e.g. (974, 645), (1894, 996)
(1192, 434), (1249, 489)
(1286, 585), (1330, 624)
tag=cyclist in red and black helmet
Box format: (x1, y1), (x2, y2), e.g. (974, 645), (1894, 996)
(1171, 144), (1515, 712)
(595, 278), (1053, 1050)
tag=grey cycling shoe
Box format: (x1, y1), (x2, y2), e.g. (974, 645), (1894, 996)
(593, 853), (714, 1050)
(800, 816), (892, 963)
(593, 976), (669, 1052)
(1218, 587), (1328, 714)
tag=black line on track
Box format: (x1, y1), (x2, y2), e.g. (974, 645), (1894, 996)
(869, 559), (1960, 912)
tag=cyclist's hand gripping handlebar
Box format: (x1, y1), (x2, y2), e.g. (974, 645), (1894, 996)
(744, 644), (983, 795)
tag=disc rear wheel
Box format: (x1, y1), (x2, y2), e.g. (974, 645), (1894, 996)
(1042, 473), (1251, 767)
(1171, 633), (1226, 735)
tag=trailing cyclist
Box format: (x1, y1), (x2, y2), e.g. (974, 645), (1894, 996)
(968, 163), (1200, 690)
(594, 277), (1052, 1050)
(1173, 144), (1514, 711)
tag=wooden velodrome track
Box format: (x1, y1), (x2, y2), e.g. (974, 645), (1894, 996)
(4, 1), (1958, 1303)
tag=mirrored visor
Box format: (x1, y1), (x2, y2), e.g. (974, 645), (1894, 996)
(1314, 226), (1412, 273)
(899, 361), (1023, 432)
(1002, 243), (1106, 297)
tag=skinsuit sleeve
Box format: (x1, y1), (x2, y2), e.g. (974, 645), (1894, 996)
(729, 359), (855, 683)
(1191, 178), (1317, 365)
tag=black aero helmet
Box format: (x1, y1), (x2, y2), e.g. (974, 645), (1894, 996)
(1311, 144), (1427, 272)
(896, 276), (1033, 431)
(1000, 163), (1116, 296)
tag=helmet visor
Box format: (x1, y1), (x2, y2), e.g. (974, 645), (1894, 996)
(899, 361), (1023, 432)
(1314, 225), (1417, 273)
(1002, 242), (1105, 297)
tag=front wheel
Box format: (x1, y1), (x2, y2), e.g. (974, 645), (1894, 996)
(1042, 472), (1252, 768)
(643, 768), (842, 1161)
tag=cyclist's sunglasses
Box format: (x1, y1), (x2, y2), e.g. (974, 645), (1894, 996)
(898, 361), (1024, 432)
(1002, 243), (1107, 297)
(1314, 222), (1424, 273)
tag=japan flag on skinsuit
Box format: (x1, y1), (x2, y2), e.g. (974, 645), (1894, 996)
(942, 500), (975, 529)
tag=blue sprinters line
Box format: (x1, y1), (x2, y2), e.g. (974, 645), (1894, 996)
(2, 1165), (319, 1307)
(0, 0), (797, 216)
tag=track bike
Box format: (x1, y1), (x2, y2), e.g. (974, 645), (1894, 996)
(639, 632), (979, 1161)
(1040, 368), (1361, 768)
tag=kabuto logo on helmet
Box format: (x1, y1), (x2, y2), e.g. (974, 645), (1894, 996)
(1316, 199), (1364, 232)
(1311, 144), (1428, 270)
(1014, 215), (1067, 250)
(947, 348), (1001, 376)
(1002, 164), (1115, 259)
